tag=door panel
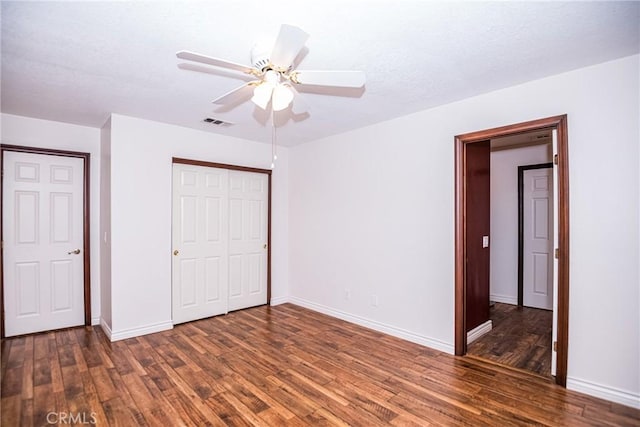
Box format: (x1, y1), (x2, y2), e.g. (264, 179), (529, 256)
(227, 171), (268, 312)
(51, 192), (73, 242)
(523, 167), (553, 310)
(229, 255), (243, 298)
(172, 165), (229, 324)
(16, 262), (39, 316)
(3, 151), (85, 336)
(51, 260), (73, 311)
(465, 141), (491, 332)
(204, 256), (221, 302)
(205, 198), (221, 241)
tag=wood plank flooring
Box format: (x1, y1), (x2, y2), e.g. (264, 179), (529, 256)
(467, 302), (552, 377)
(2, 303), (639, 426)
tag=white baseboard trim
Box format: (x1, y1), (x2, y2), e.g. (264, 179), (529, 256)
(288, 296), (454, 355)
(490, 294), (518, 305)
(567, 377), (640, 409)
(91, 317), (101, 326)
(269, 296), (290, 306)
(100, 319), (113, 341)
(106, 320), (173, 342)
(466, 320), (492, 344)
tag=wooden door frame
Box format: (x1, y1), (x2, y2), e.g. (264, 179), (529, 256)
(1, 144), (91, 338)
(454, 115), (569, 386)
(517, 162), (553, 307)
(172, 157), (273, 304)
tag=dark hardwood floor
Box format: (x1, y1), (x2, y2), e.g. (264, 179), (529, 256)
(2, 303), (639, 426)
(467, 302), (553, 377)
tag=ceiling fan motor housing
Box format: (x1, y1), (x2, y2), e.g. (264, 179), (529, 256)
(251, 40), (273, 71)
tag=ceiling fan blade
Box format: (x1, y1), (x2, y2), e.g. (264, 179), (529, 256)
(176, 50), (254, 74)
(177, 63), (257, 82)
(269, 25), (309, 70)
(212, 82), (259, 105)
(292, 70), (366, 88)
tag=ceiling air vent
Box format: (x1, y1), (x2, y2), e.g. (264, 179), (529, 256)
(203, 117), (233, 126)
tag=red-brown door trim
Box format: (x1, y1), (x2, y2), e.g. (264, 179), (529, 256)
(171, 157), (273, 305)
(454, 115), (569, 386)
(1, 144), (91, 338)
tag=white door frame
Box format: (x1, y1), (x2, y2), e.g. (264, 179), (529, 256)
(171, 157), (272, 310)
(1, 145), (91, 338)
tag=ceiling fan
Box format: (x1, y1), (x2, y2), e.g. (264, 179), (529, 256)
(177, 24), (365, 113)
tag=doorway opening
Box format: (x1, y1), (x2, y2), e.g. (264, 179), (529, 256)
(454, 115), (569, 386)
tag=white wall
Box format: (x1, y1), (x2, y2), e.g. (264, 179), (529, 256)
(106, 114), (289, 340)
(1, 114), (102, 324)
(490, 144), (551, 305)
(100, 118), (112, 330)
(288, 54), (639, 407)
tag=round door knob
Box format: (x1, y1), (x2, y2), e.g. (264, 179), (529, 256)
(173, 249), (179, 256)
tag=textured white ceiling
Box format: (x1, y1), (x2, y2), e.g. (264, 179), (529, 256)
(2, 1), (639, 146)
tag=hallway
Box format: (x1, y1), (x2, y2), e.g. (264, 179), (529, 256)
(467, 303), (553, 377)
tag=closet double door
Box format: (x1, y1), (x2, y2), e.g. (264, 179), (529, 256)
(172, 162), (269, 324)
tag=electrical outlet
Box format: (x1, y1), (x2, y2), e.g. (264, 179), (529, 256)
(372, 294), (379, 307)
(344, 289), (351, 300)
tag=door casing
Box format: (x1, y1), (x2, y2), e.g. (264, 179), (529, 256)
(454, 115), (569, 386)
(1, 144), (91, 338)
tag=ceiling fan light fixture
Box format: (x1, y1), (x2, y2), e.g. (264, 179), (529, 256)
(272, 84), (294, 111)
(251, 82), (274, 109)
(264, 69), (280, 84)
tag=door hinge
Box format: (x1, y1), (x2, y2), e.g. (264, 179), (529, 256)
(553, 154), (558, 165)
(553, 341), (558, 352)
(554, 248), (559, 259)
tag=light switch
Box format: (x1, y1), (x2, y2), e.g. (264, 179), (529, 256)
(482, 235), (489, 248)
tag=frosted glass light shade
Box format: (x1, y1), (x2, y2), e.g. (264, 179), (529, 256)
(251, 81), (294, 111)
(251, 83), (274, 110)
(272, 84), (294, 111)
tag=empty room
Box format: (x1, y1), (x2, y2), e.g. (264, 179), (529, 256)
(1, 1), (639, 425)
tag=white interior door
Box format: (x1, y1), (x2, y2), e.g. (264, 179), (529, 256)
(227, 170), (268, 312)
(551, 130), (559, 377)
(172, 164), (268, 325)
(3, 151), (85, 337)
(523, 166), (554, 310)
(172, 164), (229, 324)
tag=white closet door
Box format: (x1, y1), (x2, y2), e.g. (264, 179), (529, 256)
(227, 170), (268, 311)
(172, 164), (268, 325)
(3, 151), (85, 336)
(172, 164), (229, 324)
